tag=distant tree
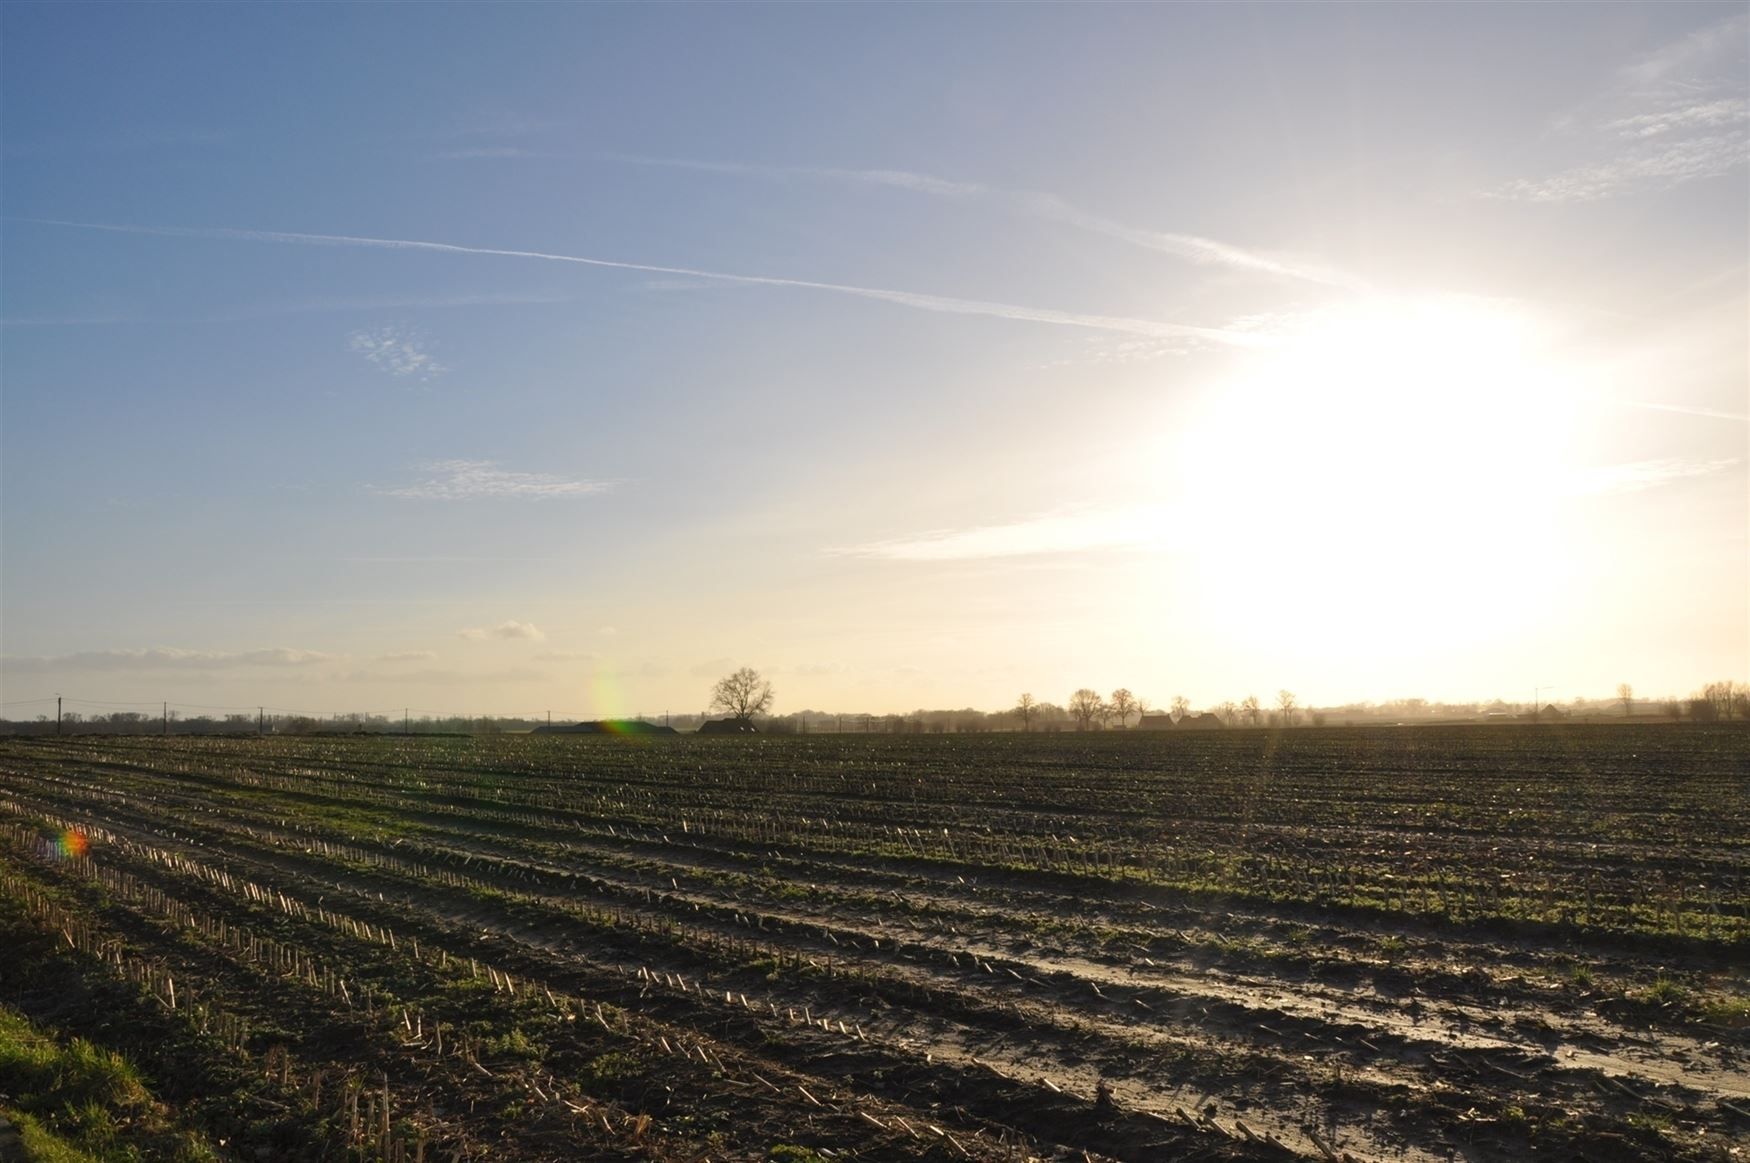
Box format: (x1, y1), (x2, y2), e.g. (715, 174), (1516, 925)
(1662, 700), (1684, 722)
(1068, 688), (1104, 732)
(1242, 694), (1262, 727)
(1215, 700), (1238, 726)
(1015, 692), (1038, 732)
(1277, 689), (1299, 726)
(1170, 695), (1190, 720)
(1108, 689), (1137, 729)
(710, 667), (775, 721)
(1703, 680), (1745, 720)
(1617, 683), (1634, 717)
(1689, 696), (1719, 723)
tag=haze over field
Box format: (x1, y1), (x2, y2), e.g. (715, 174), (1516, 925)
(2, 4), (1745, 718)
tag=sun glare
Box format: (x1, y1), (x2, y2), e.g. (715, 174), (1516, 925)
(1169, 295), (1582, 660)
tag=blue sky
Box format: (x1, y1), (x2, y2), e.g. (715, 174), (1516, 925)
(3, 3), (1745, 718)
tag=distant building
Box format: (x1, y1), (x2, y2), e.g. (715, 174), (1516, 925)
(697, 717), (759, 735)
(1136, 714), (1175, 731)
(1176, 712), (1225, 730)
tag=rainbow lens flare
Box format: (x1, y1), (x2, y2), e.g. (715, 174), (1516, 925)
(52, 829), (89, 859)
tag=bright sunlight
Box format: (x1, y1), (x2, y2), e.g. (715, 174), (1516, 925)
(1169, 295), (1582, 659)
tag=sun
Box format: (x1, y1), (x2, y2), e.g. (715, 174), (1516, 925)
(1162, 294), (1582, 665)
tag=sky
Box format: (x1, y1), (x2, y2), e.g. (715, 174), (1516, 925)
(2, 3), (1746, 721)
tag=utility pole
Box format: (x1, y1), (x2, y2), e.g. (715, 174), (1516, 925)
(162, 701), (169, 736)
(258, 707), (264, 736)
(56, 695), (62, 736)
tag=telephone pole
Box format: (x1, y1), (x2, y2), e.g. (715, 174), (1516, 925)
(56, 695), (62, 736)
(258, 707), (264, 736)
(162, 701), (169, 736)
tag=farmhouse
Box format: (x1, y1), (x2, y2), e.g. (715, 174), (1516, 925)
(1177, 711), (1225, 729)
(697, 717), (760, 735)
(1136, 713), (1175, 730)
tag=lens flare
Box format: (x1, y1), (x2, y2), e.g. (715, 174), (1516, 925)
(52, 829), (89, 859)
(589, 659), (624, 723)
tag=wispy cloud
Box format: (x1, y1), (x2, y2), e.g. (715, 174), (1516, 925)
(1623, 400), (1750, 423)
(1621, 12), (1749, 90)
(1607, 98), (1748, 139)
(217, 292), (565, 321)
(534, 650), (596, 662)
(26, 220), (1270, 347)
(5, 294), (563, 328)
(1, 313), (138, 328)
(338, 666), (546, 685)
(830, 505), (1163, 562)
(338, 555), (561, 563)
(435, 111), (551, 139)
(605, 153), (1364, 290)
(375, 650), (438, 662)
(1568, 457), (1740, 495)
(459, 620), (546, 642)
(1493, 15), (1748, 203)
(2, 647), (339, 673)
(3, 127), (231, 159)
(1494, 129), (1747, 203)
(377, 459), (614, 501)
(349, 324), (444, 378)
(435, 146), (556, 161)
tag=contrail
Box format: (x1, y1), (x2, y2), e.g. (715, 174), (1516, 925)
(600, 154), (1367, 291)
(24, 219), (1266, 347)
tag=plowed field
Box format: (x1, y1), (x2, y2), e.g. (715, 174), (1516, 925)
(1, 726), (1744, 1161)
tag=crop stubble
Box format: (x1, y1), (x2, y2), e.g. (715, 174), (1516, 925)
(0, 725), (1744, 1161)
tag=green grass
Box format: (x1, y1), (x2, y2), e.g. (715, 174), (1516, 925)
(0, 1005), (217, 1163)
(1640, 975), (1688, 1006)
(9, 1110), (103, 1163)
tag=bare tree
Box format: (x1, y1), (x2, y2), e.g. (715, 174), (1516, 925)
(1015, 692), (1038, 732)
(1242, 694), (1262, 727)
(1216, 700), (1238, 726)
(1277, 689), (1298, 726)
(1662, 699), (1684, 721)
(1703, 680), (1745, 720)
(1068, 688), (1104, 732)
(1170, 695), (1190, 721)
(1617, 683), (1634, 717)
(1108, 689), (1137, 729)
(710, 667), (774, 721)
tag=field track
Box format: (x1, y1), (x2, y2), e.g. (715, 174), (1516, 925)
(1, 725), (1745, 1161)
